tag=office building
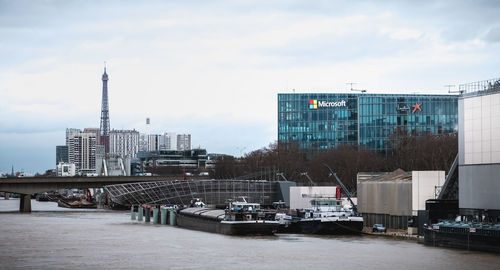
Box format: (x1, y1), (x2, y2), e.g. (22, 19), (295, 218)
(56, 145), (69, 164)
(278, 93), (458, 152)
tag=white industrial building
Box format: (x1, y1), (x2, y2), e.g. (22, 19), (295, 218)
(357, 169), (445, 230)
(458, 80), (500, 216)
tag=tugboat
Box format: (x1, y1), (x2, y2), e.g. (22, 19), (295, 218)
(176, 197), (279, 235)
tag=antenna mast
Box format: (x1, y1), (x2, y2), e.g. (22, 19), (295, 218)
(347, 82), (366, 93)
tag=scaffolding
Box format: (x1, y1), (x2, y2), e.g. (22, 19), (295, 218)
(104, 179), (279, 206)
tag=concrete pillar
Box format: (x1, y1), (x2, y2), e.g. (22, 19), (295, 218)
(161, 208), (167, 225)
(137, 205), (143, 221)
(169, 209), (176, 226)
(131, 205), (136, 220)
(153, 206), (159, 224)
(19, 194), (31, 212)
(145, 207), (151, 222)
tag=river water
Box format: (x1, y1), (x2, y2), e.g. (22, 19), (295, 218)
(1, 199), (499, 270)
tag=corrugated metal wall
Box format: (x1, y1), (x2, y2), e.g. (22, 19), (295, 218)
(358, 181), (412, 216)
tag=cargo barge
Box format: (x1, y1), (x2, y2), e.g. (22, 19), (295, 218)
(424, 221), (500, 253)
(176, 199), (279, 235)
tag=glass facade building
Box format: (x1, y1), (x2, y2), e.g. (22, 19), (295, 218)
(278, 93), (458, 152)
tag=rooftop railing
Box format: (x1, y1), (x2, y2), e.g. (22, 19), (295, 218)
(458, 77), (500, 95)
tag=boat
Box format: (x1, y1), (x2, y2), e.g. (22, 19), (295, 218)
(424, 221), (500, 253)
(277, 164), (364, 234)
(291, 198), (364, 234)
(176, 198), (279, 235)
(57, 198), (97, 209)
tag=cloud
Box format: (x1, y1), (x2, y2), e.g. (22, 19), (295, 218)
(484, 25), (500, 43)
(1, 0), (500, 172)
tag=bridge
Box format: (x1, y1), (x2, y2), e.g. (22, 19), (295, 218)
(0, 176), (209, 212)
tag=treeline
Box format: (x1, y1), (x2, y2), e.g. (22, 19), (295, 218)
(212, 133), (457, 193)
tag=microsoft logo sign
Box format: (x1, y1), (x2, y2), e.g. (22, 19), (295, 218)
(309, 99), (318, 109)
(309, 99), (347, 110)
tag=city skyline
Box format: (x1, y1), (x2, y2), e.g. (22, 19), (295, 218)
(1, 0), (500, 173)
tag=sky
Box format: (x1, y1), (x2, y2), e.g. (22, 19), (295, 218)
(1, 0), (500, 174)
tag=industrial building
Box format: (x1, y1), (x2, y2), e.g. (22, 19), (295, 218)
(357, 169), (444, 230)
(458, 78), (500, 217)
(278, 92), (458, 152)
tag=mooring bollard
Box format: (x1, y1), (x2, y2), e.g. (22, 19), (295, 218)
(153, 206), (159, 224)
(145, 207), (151, 222)
(161, 208), (167, 225)
(138, 205), (144, 221)
(169, 208), (176, 226)
(131, 205), (136, 220)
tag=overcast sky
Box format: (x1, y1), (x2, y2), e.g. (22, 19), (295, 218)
(1, 0), (499, 174)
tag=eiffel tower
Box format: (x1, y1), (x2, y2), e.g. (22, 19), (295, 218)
(100, 64), (110, 154)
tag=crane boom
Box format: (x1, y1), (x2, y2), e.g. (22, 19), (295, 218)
(323, 164), (358, 215)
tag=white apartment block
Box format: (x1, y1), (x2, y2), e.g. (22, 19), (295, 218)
(164, 132), (177, 150)
(177, 134), (191, 151)
(110, 129), (140, 158)
(68, 129), (97, 174)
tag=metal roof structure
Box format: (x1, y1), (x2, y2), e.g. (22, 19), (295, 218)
(104, 179), (282, 206)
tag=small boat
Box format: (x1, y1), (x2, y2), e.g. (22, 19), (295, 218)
(176, 198), (279, 235)
(57, 198), (97, 209)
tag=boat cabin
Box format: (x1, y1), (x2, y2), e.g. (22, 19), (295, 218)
(299, 198), (354, 219)
(224, 198), (275, 222)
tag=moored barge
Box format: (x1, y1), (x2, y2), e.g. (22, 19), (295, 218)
(176, 198), (279, 235)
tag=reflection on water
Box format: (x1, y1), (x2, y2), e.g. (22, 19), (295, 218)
(0, 199), (106, 212)
(0, 199), (499, 270)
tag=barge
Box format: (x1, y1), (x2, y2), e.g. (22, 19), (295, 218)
(176, 198), (279, 235)
(424, 221), (500, 253)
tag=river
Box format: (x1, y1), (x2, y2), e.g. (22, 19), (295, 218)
(0, 199), (499, 270)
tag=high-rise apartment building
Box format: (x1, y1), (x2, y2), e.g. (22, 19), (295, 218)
(110, 129), (140, 158)
(164, 132), (177, 150)
(68, 129), (97, 174)
(177, 134), (191, 151)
